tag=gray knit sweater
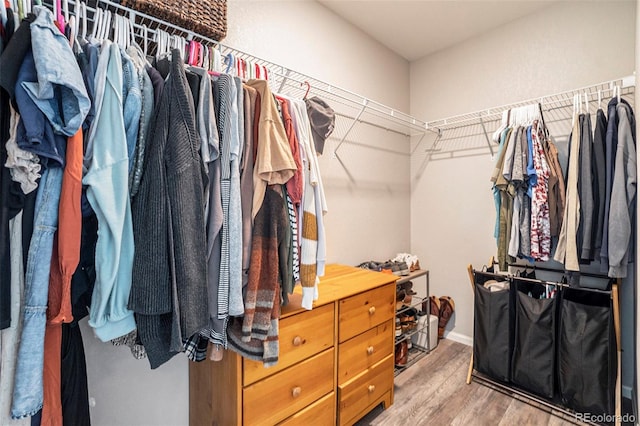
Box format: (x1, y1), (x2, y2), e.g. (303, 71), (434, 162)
(129, 49), (208, 369)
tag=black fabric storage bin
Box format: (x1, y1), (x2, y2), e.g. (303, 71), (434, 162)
(558, 288), (616, 415)
(473, 272), (513, 382)
(511, 279), (557, 399)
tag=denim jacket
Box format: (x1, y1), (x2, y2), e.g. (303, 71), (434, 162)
(23, 6), (89, 137)
(15, 50), (67, 168)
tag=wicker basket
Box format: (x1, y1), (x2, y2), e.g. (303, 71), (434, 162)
(121, 0), (227, 41)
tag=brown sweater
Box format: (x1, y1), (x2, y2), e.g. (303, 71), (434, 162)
(236, 185), (290, 365)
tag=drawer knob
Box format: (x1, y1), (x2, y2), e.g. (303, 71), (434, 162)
(368, 385), (376, 393)
(368, 306), (376, 315)
(367, 346), (374, 355)
(292, 387), (302, 398)
(292, 336), (303, 346)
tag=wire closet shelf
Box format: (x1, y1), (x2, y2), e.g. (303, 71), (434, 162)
(41, 0), (434, 150)
(419, 75), (636, 161)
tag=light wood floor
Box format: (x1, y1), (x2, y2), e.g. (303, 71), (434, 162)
(355, 339), (578, 426)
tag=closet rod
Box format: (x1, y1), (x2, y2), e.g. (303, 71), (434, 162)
(473, 268), (613, 295)
(428, 76), (636, 132)
(333, 111), (412, 137)
(508, 262), (613, 281)
(50, 0), (433, 137)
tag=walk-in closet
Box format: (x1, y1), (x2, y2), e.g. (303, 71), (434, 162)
(0, 0), (638, 425)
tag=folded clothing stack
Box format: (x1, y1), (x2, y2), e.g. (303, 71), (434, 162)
(483, 279), (510, 292)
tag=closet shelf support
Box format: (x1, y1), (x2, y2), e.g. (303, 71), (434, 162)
(478, 113), (494, 156)
(277, 68), (290, 93)
(410, 132), (427, 155)
(334, 99), (368, 156)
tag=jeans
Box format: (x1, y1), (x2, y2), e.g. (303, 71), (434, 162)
(12, 167), (63, 419)
(0, 213), (29, 426)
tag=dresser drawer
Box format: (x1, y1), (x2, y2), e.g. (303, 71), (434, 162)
(244, 348), (335, 426)
(338, 284), (394, 343)
(278, 391), (335, 426)
(244, 303), (335, 386)
(338, 319), (393, 385)
(338, 354), (394, 425)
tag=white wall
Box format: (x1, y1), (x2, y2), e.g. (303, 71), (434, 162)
(410, 0), (635, 389)
(84, 1), (411, 425)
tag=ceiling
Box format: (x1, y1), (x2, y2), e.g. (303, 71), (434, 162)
(318, 0), (556, 61)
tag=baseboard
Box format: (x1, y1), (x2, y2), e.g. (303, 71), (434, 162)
(443, 331), (472, 347)
(623, 385), (633, 400)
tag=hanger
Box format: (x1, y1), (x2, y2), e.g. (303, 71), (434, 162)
(302, 81), (311, 99)
(584, 91), (589, 117)
(224, 52), (234, 74)
(96, 8), (106, 41)
(67, 14), (76, 47)
(202, 43), (209, 70)
(141, 24), (148, 56)
(81, 2), (88, 40)
(55, 0), (64, 32)
(17, 0), (23, 21)
(198, 42), (205, 68)
(188, 40), (197, 66)
(101, 10), (112, 41)
(154, 29), (166, 58)
(63, 0), (69, 25)
(90, 6), (101, 41)
(112, 13), (119, 45)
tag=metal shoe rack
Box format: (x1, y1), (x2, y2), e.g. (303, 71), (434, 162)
(394, 269), (430, 376)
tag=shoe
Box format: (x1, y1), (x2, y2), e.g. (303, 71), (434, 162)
(396, 261), (410, 276)
(438, 296), (455, 339)
(395, 340), (408, 366)
(396, 289), (407, 310)
(392, 253), (421, 272)
(401, 281), (417, 297)
(410, 259), (421, 272)
(384, 262), (402, 276)
(357, 261), (385, 272)
(429, 296), (440, 321)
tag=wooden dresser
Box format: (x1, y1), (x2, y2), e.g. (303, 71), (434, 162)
(189, 264), (397, 426)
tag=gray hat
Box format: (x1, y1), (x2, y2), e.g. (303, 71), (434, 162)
(305, 96), (335, 155)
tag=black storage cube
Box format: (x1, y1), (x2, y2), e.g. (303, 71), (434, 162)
(511, 279), (557, 399)
(558, 288), (616, 415)
(473, 272), (513, 382)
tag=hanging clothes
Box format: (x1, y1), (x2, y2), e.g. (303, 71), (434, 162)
(578, 113), (594, 262)
(530, 120), (551, 261)
(83, 42), (136, 342)
(544, 138), (565, 238)
(607, 101), (636, 277)
(0, 212), (29, 426)
(130, 49), (208, 369)
(491, 127), (515, 270)
(599, 97), (619, 272)
(554, 114), (582, 271)
(592, 108), (607, 259)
